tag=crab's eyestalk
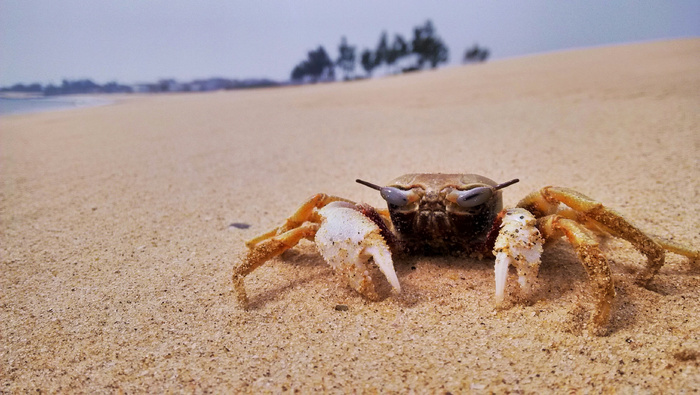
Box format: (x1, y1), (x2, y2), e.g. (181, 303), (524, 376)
(448, 187), (493, 208)
(447, 178), (519, 208)
(381, 187), (416, 206)
(355, 179), (382, 191)
(494, 178), (519, 191)
(356, 179), (415, 207)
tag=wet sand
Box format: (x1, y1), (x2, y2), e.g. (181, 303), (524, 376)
(1, 39), (699, 392)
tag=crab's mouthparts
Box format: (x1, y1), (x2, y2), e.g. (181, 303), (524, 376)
(419, 201), (446, 212)
(416, 209), (450, 233)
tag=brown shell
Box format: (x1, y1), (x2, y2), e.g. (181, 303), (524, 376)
(387, 173), (499, 190)
(383, 173), (504, 254)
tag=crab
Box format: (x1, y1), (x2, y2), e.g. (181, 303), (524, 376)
(232, 174), (698, 334)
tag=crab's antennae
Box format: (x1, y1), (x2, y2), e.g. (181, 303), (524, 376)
(356, 179), (382, 191)
(494, 178), (519, 191)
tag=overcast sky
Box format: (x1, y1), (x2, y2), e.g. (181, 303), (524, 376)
(1, 1), (698, 86)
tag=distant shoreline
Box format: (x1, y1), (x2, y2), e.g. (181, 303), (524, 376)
(0, 95), (113, 116)
(0, 92), (45, 99)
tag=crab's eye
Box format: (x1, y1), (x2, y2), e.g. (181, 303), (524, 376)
(380, 187), (412, 207)
(449, 187), (493, 208)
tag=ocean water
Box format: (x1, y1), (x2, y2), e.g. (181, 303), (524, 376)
(0, 96), (111, 116)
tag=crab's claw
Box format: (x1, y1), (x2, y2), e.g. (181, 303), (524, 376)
(493, 208), (544, 305)
(315, 202), (400, 299)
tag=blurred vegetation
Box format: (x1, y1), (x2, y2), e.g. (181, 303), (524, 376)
(0, 79), (132, 96)
(291, 47), (336, 83)
(291, 20), (456, 83)
(463, 44), (490, 63)
(0, 77), (279, 96)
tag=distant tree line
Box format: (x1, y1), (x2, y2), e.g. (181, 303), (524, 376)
(291, 20), (450, 83)
(134, 78), (279, 93)
(0, 77), (280, 96)
(0, 79), (132, 96)
(290, 20), (489, 83)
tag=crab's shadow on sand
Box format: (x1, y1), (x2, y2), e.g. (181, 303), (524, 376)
(242, 240), (697, 334)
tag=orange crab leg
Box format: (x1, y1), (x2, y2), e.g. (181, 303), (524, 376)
(518, 186), (696, 284)
(375, 208), (391, 222)
(235, 193), (354, 307)
(233, 223), (320, 307)
(245, 193), (353, 248)
(537, 214), (615, 332)
(545, 206), (699, 261)
(652, 236), (700, 260)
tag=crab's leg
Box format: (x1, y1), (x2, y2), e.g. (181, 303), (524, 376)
(652, 237), (700, 260)
(518, 186), (691, 285)
(245, 193), (353, 248)
(233, 223), (319, 307)
(234, 193), (353, 308)
(553, 207), (699, 261)
(375, 208), (392, 221)
(537, 214), (615, 332)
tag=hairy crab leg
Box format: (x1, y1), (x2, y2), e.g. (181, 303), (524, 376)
(537, 214), (616, 333)
(233, 223), (319, 307)
(652, 237), (700, 261)
(234, 193), (353, 307)
(517, 186), (698, 285)
(245, 193), (354, 248)
(552, 207), (699, 261)
(374, 207), (392, 222)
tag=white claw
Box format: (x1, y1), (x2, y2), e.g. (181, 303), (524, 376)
(365, 245), (401, 293)
(493, 208), (544, 305)
(494, 254), (510, 305)
(315, 203), (399, 296)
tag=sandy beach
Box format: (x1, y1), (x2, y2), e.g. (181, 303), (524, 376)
(1, 39), (698, 392)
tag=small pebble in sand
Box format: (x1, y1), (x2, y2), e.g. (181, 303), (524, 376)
(334, 304), (349, 311)
(229, 222), (251, 229)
